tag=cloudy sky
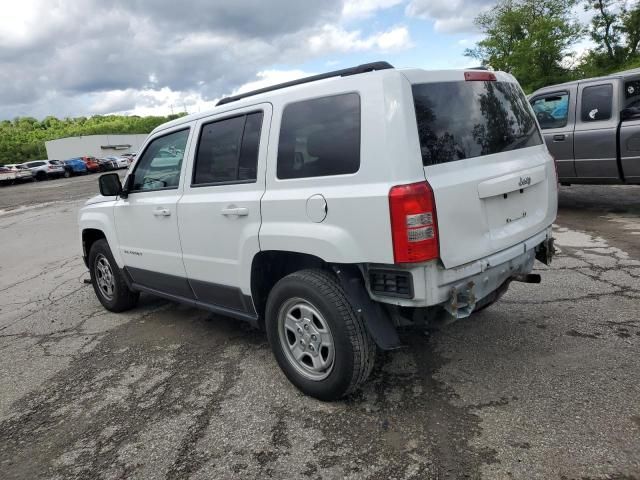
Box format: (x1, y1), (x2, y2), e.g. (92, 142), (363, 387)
(0, 0), (500, 119)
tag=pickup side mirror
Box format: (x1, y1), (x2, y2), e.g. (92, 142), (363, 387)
(621, 106), (640, 121)
(99, 173), (122, 197)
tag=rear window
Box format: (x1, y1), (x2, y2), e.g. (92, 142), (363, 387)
(412, 81), (542, 166)
(581, 84), (612, 122)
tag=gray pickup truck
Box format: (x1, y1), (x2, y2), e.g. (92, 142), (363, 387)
(529, 69), (640, 185)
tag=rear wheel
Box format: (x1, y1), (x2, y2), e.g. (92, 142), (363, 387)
(88, 239), (139, 312)
(36, 171), (46, 181)
(266, 269), (376, 401)
(63, 169), (71, 178)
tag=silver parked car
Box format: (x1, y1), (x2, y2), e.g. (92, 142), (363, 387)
(530, 68), (640, 185)
(4, 164), (34, 182)
(22, 160), (65, 180)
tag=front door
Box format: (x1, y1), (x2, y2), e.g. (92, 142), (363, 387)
(530, 88), (576, 179)
(178, 105), (271, 314)
(114, 126), (193, 296)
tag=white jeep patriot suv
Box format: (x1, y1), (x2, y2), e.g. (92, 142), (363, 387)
(79, 62), (557, 400)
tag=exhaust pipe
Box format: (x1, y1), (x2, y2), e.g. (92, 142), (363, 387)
(511, 273), (541, 284)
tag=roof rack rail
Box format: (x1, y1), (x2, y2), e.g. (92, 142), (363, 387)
(216, 61), (394, 106)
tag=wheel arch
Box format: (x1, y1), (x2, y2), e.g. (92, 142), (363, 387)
(248, 250), (401, 350)
(82, 228), (106, 265)
(250, 250), (329, 323)
(80, 206), (123, 268)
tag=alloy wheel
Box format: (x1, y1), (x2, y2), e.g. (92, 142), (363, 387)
(277, 298), (335, 381)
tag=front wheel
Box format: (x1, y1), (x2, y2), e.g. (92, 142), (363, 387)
(63, 169), (71, 178)
(88, 239), (139, 312)
(266, 269), (376, 401)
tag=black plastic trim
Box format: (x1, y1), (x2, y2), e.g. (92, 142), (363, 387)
(216, 61), (394, 106)
(190, 278), (255, 313)
(131, 283), (259, 327)
(124, 267), (258, 322)
(368, 269), (414, 299)
(333, 265), (402, 350)
(126, 267), (195, 299)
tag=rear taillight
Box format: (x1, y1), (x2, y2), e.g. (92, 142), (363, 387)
(389, 181), (439, 263)
(464, 71), (496, 81)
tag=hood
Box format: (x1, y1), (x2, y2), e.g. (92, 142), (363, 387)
(84, 194), (115, 206)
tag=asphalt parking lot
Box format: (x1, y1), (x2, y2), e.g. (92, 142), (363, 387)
(0, 176), (639, 480)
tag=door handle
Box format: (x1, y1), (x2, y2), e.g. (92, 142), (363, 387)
(553, 134), (566, 141)
(221, 206), (249, 216)
(153, 208), (171, 217)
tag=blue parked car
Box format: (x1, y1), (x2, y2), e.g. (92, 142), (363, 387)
(62, 158), (88, 177)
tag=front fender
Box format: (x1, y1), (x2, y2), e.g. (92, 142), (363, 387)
(78, 201), (123, 267)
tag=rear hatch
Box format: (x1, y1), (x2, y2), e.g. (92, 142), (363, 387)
(404, 70), (557, 268)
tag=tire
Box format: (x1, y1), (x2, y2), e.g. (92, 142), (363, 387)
(88, 239), (139, 312)
(36, 171), (46, 181)
(63, 169), (71, 178)
(265, 269), (376, 401)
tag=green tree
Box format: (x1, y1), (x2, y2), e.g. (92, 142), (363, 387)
(579, 0), (640, 76)
(0, 113), (187, 165)
(465, 0), (583, 92)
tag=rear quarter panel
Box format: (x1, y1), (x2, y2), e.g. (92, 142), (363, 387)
(259, 70), (426, 264)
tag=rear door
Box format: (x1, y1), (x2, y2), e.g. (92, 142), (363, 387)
(177, 105), (270, 314)
(405, 70), (557, 268)
(530, 87), (577, 179)
(573, 80), (620, 180)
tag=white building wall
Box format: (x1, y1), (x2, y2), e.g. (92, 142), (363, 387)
(45, 134), (149, 160)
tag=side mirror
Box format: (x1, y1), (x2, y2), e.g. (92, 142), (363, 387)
(99, 173), (122, 197)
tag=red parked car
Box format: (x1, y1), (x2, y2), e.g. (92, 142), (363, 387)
(81, 156), (101, 173)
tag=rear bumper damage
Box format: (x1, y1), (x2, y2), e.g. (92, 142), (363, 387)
(366, 227), (555, 319)
(443, 248), (537, 318)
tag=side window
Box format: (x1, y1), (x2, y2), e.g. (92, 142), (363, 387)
(277, 93), (360, 179)
(581, 84), (613, 122)
(531, 93), (569, 129)
(193, 112), (263, 185)
(130, 128), (189, 192)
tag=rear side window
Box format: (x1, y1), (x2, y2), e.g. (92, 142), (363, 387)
(581, 84), (612, 122)
(412, 81), (542, 166)
(193, 112), (263, 185)
(277, 93), (360, 179)
(531, 92), (569, 129)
